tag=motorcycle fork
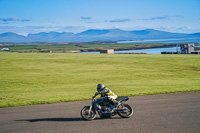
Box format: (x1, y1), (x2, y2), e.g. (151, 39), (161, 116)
(88, 101), (94, 115)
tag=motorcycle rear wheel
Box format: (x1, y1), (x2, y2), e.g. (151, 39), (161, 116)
(81, 106), (96, 121)
(117, 103), (133, 118)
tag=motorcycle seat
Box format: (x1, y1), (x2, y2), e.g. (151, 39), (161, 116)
(116, 96), (129, 102)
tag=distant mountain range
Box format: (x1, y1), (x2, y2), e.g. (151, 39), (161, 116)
(0, 29), (199, 42)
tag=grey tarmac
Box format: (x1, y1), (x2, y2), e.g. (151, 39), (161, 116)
(0, 91), (200, 133)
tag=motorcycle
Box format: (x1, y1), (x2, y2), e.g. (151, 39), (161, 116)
(80, 94), (133, 120)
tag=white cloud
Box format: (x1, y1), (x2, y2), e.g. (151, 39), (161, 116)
(80, 16), (92, 20)
(139, 15), (183, 21)
(154, 26), (200, 33)
(106, 18), (131, 23)
(0, 17), (30, 23)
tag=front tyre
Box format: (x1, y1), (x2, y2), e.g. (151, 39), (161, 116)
(117, 103), (133, 118)
(81, 106), (96, 121)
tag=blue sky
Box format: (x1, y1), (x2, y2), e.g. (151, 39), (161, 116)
(0, 0), (200, 35)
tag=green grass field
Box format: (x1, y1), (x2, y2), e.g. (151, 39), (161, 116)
(0, 53), (200, 108)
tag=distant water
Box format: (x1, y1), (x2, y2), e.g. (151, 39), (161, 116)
(79, 47), (180, 54)
(115, 47), (180, 54)
(117, 38), (200, 43)
(79, 38), (200, 54)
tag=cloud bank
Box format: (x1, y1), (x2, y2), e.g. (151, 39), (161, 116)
(80, 16), (92, 20)
(140, 15), (183, 21)
(0, 17), (30, 23)
(108, 18), (131, 23)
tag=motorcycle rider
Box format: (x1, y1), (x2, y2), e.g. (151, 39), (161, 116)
(95, 84), (120, 107)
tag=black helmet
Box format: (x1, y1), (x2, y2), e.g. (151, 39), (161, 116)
(97, 84), (105, 92)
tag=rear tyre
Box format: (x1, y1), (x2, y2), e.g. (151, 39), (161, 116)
(81, 106), (96, 121)
(117, 103), (133, 118)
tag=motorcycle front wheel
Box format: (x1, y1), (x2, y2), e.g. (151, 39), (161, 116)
(81, 106), (96, 121)
(117, 103), (133, 118)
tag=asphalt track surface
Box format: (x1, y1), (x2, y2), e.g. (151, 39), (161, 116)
(0, 92), (200, 133)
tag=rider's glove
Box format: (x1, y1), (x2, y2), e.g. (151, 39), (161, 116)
(95, 92), (99, 96)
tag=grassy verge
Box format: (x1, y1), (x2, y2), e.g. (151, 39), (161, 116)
(0, 53), (200, 107)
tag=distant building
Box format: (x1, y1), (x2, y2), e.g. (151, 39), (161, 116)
(1, 48), (9, 51)
(100, 49), (114, 54)
(180, 43), (200, 54)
